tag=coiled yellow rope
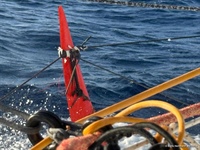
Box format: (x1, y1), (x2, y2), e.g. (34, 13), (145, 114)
(83, 100), (185, 144)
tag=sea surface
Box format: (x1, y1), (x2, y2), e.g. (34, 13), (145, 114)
(0, 0), (200, 149)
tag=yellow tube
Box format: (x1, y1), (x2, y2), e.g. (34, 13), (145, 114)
(30, 137), (52, 150)
(83, 117), (148, 135)
(115, 100), (185, 144)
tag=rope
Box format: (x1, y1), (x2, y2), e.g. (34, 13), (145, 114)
(65, 61), (79, 93)
(80, 58), (190, 106)
(148, 102), (200, 126)
(84, 0), (200, 12)
(0, 103), (30, 120)
(0, 118), (41, 134)
(85, 35), (200, 49)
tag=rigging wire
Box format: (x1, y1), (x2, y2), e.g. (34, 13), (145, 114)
(0, 57), (60, 103)
(0, 57), (61, 119)
(80, 58), (190, 106)
(85, 35), (200, 49)
(1, 34), (199, 116)
(84, 0), (200, 12)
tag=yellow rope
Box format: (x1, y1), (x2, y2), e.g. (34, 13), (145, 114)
(116, 100), (185, 144)
(83, 100), (185, 144)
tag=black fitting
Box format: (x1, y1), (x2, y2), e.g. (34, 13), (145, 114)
(26, 111), (65, 145)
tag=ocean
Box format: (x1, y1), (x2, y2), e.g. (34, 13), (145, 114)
(0, 0), (200, 149)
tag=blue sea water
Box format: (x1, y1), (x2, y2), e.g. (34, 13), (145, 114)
(0, 0), (200, 149)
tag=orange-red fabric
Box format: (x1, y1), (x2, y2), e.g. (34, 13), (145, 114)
(57, 132), (101, 150)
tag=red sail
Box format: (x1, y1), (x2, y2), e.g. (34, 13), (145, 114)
(58, 6), (94, 121)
